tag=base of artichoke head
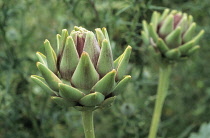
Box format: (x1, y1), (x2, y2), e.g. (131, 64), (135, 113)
(82, 110), (95, 138)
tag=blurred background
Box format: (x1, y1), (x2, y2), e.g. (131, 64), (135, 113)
(0, 0), (210, 137)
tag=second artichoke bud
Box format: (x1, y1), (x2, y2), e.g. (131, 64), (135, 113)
(31, 26), (132, 111)
(142, 9), (204, 62)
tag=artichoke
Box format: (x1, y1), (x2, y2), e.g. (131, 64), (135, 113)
(141, 9), (204, 62)
(31, 26), (132, 111)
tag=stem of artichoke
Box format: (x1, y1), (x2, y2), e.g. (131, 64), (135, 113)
(148, 64), (172, 138)
(82, 110), (95, 138)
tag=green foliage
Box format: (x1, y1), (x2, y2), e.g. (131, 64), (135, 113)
(189, 122), (210, 138)
(0, 0), (210, 137)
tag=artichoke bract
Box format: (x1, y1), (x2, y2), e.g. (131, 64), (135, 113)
(142, 9), (204, 62)
(31, 26), (132, 111)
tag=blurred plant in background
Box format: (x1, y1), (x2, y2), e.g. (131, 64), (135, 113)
(142, 9), (204, 138)
(0, 0), (210, 138)
(142, 9), (204, 63)
(189, 122), (210, 138)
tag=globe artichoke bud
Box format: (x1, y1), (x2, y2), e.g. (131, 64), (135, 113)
(141, 9), (204, 63)
(31, 26), (132, 111)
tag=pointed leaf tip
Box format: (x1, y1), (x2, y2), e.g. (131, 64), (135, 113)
(31, 75), (57, 95)
(101, 27), (111, 45)
(165, 49), (181, 59)
(83, 31), (100, 67)
(193, 30), (204, 44)
(91, 69), (116, 95)
(57, 29), (69, 61)
(36, 52), (47, 66)
(59, 36), (79, 80)
(44, 39), (49, 44)
(59, 83), (84, 101)
(187, 45), (200, 56)
(142, 20), (149, 35)
(95, 28), (105, 47)
(178, 40), (195, 54)
(62, 29), (67, 32)
(37, 62), (62, 91)
(51, 96), (76, 107)
(100, 96), (116, 108)
(159, 8), (170, 22)
(159, 15), (173, 36)
(71, 52), (99, 90)
(151, 11), (160, 31)
(156, 38), (169, 53)
(79, 92), (105, 106)
(165, 26), (182, 48)
(116, 46), (132, 81)
(36, 62), (41, 67)
(36, 51), (45, 57)
(96, 39), (114, 77)
(148, 23), (159, 42)
(112, 75), (131, 95)
(183, 22), (196, 42)
(44, 40), (57, 73)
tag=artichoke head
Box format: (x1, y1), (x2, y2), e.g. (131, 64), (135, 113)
(31, 26), (132, 111)
(142, 9), (204, 63)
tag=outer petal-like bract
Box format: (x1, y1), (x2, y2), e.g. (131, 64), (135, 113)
(116, 46), (132, 81)
(96, 40), (114, 77)
(71, 52), (99, 91)
(79, 92), (105, 106)
(112, 75), (131, 95)
(44, 40), (57, 73)
(59, 83), (85, 101)
(83, 32), (100, 67)
(36, 52), (47, 66)
(57, 29), (68, 59)
(31, 75), (57, 95)
(51, 96), (76, 107)
(91, 69), (116, 95)
(37, 62), (62, 91)
(59, 36), (79, 80)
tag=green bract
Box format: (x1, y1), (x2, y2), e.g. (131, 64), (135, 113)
(31, 26), (132, 111)
(142, 9), (204, 62)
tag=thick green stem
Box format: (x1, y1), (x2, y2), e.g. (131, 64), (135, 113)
(82, 110), (95, 138)
(148, 64), (172, 138)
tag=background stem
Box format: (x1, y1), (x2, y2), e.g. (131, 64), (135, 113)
(148, 64), (172, 138)
(82, 110), (95, 138)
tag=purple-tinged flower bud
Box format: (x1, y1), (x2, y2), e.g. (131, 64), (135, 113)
(31, 26), (132, 110)
(142, 9), (204, 62)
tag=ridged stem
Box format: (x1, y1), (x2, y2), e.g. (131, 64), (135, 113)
(148, 64), (172, 138)
(82, 110), (95, 138)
